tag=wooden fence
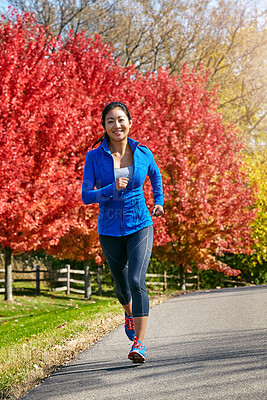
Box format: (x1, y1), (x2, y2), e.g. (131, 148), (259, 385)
(146, 272), (199, 290)
(55, 265), (104, 299)
(0, 266), (46, 295)
(0, 265), (102, 299)
(0, 266), (249, 298)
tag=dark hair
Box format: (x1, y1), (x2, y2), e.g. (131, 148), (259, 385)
(92, 102), (132, 148)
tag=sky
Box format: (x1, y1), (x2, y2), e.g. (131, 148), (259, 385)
(0, 1), (11, 14)
(1, 0), (266, 17)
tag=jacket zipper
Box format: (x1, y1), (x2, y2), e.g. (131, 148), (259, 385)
(120, 145), (138, 235)
(107, 149), (123, 236)
(127, 149), (136, 186)
(119, 146), (137, 235)
(110, 153), (116, 182)
(120, 190), (124, 236)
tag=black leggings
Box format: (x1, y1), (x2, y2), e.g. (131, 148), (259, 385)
(99, 225), (153, 317)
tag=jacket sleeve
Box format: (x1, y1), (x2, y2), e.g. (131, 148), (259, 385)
(82, 151), (117, 204)
(147, 150), (164, 206)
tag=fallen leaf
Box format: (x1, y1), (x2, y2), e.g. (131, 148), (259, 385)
(57, 322), (67, 329)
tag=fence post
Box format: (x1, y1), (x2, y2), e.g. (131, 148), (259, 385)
(219, 273), (223, 288)
(36, 265), (40, 295)
(84, 260), (91, 300)
(179, 264), (186, 290)
(163, 270), (167, 291)
(197, 270), (200, 290)
(98, 265), (103, 296)
(66, 264), (70, 295)
(4, 247), (13, 301)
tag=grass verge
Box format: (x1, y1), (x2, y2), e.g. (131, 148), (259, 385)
(0, 289), (185, 399)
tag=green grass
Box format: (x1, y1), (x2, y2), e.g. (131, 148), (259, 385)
(0, 292), (119, 346)
(0, 290), (123, 399)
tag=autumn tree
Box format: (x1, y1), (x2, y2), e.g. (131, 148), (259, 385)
(45, 31), (140, 276)
(0, 12), (137, 299)
(129, 66), (257, 286)
(46, 205), (103, 299)
(8, 0), (109, 37)
(243, 148), (267, 281)
(0, 10), (83, 300)
(10, 0), (267, 141)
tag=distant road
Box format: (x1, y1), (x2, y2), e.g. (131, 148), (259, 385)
(22, 285), (267, 400)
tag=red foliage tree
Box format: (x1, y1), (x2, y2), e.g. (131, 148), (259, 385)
(47, 33), (256, 281)
(0, 10), (82, 299)
(46, 31), (141, 266)
(47, 205), (103, 263)
(133, 66), (256, 279)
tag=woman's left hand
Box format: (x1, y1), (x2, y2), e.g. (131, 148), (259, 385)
(152, 204), (164, 217)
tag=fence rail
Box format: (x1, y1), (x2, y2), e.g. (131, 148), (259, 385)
(0, 266), (45, 295)
(54, 264), (101, 299)
(0, 267), (251, 297)
(0, 266), (195, 295)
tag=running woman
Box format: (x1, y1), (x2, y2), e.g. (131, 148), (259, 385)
(82, 102), (164, 363)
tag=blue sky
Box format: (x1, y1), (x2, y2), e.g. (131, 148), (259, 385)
(0, 1), (11, 13)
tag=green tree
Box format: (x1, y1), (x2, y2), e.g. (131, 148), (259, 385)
(247, 147), (267, 281)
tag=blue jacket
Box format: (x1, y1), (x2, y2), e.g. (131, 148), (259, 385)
(82, 137), (164, 236)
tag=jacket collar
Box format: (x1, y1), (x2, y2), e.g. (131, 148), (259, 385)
(101, 136), (140, 153)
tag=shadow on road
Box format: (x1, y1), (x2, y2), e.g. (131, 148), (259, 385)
(22, 286), (267, 400)
(22, 327), (266, 399)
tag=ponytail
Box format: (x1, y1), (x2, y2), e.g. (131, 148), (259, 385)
(92, 132), (109, 148)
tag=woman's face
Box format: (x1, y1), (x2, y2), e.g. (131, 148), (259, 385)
(104, 107), (132, 142)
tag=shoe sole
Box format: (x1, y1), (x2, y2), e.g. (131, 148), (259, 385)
(128, 351), (145, 363)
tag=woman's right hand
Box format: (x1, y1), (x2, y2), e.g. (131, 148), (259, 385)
(116, 177), (129, 191)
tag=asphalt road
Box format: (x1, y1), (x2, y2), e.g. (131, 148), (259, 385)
(22, 286), (267, 400)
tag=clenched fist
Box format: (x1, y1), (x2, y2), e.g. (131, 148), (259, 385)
(152, 204), (164, 217)
(116, 177), (129, 191)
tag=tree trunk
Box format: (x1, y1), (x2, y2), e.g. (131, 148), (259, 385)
(179, 264), (186, 291)
(84, 260), (91, 300)
(4, 247), (13, 301)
